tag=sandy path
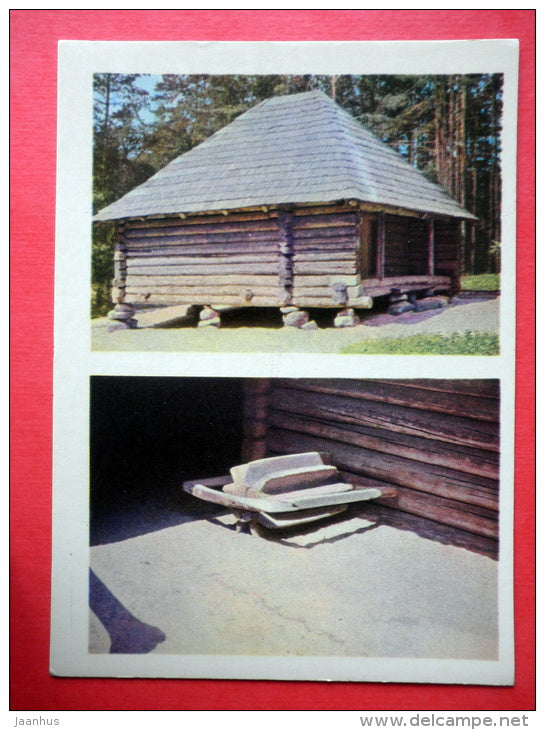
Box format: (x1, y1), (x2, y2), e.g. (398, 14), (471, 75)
(91, 296), (499, 354)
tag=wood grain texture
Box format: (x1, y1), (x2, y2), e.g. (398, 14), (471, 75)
(120, 205), (460, 308)
(247, 379), (501, 542)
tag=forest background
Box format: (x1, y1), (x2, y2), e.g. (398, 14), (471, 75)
(92, 73), (503, 317)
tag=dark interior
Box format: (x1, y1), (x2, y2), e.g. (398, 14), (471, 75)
(90, 376), (244, 542)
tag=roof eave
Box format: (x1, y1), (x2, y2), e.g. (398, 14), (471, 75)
(93, 197), (478, 224)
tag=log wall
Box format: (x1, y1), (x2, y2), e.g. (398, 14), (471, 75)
(118, 206), (460, 309)
(290, 208), (361, 306)
(122, 210), (289, 308)
(242, 379), (500, 549)
(121, 204), (362, 308)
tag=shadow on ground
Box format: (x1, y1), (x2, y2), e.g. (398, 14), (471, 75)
(90, 488), (222, 546)
(92, 483), (498, 559)
(89, 570), (166, 653)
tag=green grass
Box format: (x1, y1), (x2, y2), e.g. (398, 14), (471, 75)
(341, 332), (499, 356)
(461, 273), (500, 291)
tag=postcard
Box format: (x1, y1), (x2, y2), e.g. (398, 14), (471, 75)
(51, 39), (518, 683)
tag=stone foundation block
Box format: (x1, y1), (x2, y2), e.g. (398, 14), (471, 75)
(107, 318), (138, 332)
(388, 301), (416, 315)
(108, 302), (135, 321)
(107, 302), (137, 330)
(413, 296), (449, 312)
(283, 310), (309, 327)
(198, 306), (221, 327)
(334, 308), (361, 327)
(389, 293), (409, 304)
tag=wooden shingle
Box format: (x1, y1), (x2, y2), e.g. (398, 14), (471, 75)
(95, 90), (476, 222)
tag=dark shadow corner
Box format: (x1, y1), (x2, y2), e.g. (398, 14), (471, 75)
(355, 503), (499, 560)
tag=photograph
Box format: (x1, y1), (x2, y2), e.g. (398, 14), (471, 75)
(46, 36), (520, 694)
(84, 376), (507, 681)
(90, 72), (502, 356)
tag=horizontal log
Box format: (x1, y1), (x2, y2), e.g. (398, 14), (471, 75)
(127, 243), (277, 257)
(267, 410), (499, 479)
(128, 253), (279, 267)
(125, 285), (284, 297)
(292, 239), (359, 252)
(291, 203), (354, 218)
(125, 274), (280, 287)
(292, 212), (358, 226)
(271, 429), (498, 507)
(293, 252), (358, 263)
(124, 204), (357, 231)
(290, 286), (350, 297)
(293, 262), (358, 275)
(125, 212), (278, 231)
(359, 479), (498, 539)
(343, 472), (498, 524)
(292, 225), (358, 239)
(361, 275), (451, 288)
(124, 221), (279, 235)
(126, 263), (280, 276)
(277, 380), (499, 423)
(126, 239), (279, 254)
(266, 429), (498, 511)
(291, 274), (361, 287)
(268, 385), (499, 451)
(125, 229), (280, 245)
(125, 293), (283, 306)
(376, 379), (499, 399)
(386, 215), (426, 227)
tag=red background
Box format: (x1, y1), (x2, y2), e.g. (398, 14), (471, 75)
(10, 10), (535, 711)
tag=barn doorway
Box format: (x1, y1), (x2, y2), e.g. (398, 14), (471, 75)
(90, 377), (245, 544)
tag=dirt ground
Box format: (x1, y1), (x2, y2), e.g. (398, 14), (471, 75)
(89, 499), (498, 664)
(91, 295), (499, 353)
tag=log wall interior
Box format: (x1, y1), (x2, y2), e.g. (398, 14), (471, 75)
(434, 220), (462, 281)
(242, 379), (500, 548)
(384, 216), (428, 277)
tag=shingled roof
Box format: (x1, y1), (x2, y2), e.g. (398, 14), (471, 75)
(94, 89), (476, 222)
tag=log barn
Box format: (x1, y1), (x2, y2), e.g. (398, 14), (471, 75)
(94, 90), (477, 328)
(240, 378), (500, 556)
